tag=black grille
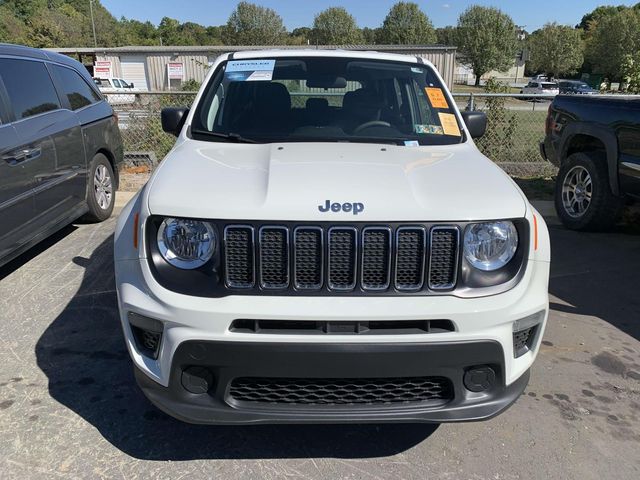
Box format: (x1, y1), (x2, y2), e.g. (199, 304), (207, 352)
(259, 227), (289, 288)
(328, 228), (357, 290)
(220, 223), (461, 294)
(294, 228), (323, 289)
(395, 228), (426, 290)
(429, 228), (459, 290)
(228, 376), (453, 405)
(224, 226), (255, 288)
(361, 228), (391, 290)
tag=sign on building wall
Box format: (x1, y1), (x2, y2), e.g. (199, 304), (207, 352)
(167, 62), (184, 80)
(94, 60), (112, 77)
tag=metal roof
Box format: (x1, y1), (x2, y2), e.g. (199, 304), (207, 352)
(48, 44), (456, 55)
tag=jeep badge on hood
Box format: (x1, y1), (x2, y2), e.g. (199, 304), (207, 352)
(318, 200), (365, 215)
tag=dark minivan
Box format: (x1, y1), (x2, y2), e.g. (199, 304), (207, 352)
(0, 44), (123, 267)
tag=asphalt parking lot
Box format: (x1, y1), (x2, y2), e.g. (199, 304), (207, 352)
(0, 201), (639, 479)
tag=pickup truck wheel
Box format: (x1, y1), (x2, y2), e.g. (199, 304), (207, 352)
(82, 153), (115, 223)
(555, 152), (622, 231)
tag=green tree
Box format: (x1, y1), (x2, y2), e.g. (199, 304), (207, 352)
(577, 5), (632, 31)
(289, 26), (312, 45)
(119, 17), (159, 46)
(456, 6), (518, 86)
(0, 4), (29, 44)
(362, 27), (379, 44)
(527, 23), (584, 78)
(223, 1), (286, 45)
(586, 8), (640, 79)
(436, 26), (457, 46)
(312, 7), (364, 45)
(377, 2), (435, 44)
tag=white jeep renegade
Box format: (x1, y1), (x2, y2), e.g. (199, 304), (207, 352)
(114, 50), (550, 424)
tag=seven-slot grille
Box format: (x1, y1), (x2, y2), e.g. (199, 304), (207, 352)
(223, 225), (459, 293)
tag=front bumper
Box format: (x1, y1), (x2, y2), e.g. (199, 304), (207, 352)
(134, 340), (530, 424)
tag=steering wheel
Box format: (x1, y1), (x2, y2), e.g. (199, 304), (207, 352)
(352, 120), (391, 134)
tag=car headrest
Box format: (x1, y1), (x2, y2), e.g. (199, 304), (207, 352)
(254, 82), (291, 113)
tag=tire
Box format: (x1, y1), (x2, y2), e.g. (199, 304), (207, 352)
(83, 153), (115, 223)
(554, 152), (622, 231)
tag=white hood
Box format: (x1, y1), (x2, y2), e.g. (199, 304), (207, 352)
(147, 140), (527, 222)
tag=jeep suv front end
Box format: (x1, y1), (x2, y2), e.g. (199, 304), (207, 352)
(114, 50), (550, 424)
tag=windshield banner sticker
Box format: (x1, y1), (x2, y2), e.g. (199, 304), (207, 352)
(438, 113), (462, 137)
(415, 124), (444, 135)
(225, 59), (275, 82)
(425, 87), (449, 109)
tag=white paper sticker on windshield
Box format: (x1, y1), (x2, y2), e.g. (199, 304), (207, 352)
(225, 59), (275, 82)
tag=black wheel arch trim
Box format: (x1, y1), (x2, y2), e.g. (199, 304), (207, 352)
(558, 122), (619, 195)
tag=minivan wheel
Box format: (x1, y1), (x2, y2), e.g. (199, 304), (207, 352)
(83, 153), (115, 222)
(554, 152), (622, 231)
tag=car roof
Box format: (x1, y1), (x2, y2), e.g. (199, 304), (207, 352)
(228, 48), (436, 69)
(0, 43), (82, 68)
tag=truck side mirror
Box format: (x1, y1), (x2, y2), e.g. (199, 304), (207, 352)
(161, 107), (189, 137)
(129, 82), (134, 89)
(461, 111), (487, 139)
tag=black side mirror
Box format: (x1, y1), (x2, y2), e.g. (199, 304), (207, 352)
(461, 111), (487, 139)
(161, 107), (189, 137)
(129, 83), (134, 88)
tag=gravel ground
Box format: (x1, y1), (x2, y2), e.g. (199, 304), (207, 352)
(0, 201), (639, 479)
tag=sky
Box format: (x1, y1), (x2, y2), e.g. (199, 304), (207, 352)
(101, 0), (639, 31)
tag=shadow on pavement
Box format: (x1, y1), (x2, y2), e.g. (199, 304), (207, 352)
(548, 223), (640, 341)
(0, 225), (77, 281)
(35, 235), (438, 460)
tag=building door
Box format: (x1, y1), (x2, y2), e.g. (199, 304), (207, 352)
(120, 56), (149, 91)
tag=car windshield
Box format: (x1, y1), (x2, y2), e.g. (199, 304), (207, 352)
(192, 56), (464, 146)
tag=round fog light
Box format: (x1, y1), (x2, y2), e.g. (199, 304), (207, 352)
(463, 366), (496, 392)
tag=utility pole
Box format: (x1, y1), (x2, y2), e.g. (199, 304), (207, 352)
(89, 0), (98, 48)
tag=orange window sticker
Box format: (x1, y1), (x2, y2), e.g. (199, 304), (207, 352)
(438, 113), (461, 137)
(425, 87), (449, 109)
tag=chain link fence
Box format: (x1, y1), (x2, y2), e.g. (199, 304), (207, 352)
(112, 92), (197, 165)
(114, 91), (557, 177)
(452, 93), (556, 177)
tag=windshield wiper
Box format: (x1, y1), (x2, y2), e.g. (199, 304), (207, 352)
(191, 130), (257, 143)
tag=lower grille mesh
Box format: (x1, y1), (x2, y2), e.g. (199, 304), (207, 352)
(229, 376), (453, 405)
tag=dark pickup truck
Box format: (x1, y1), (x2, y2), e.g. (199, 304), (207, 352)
(541, 95), (640, 230)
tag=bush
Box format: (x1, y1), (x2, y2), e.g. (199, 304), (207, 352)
(475, 78), (519, 163)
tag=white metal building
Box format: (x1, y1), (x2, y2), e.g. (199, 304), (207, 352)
(51, 45), (457, 91)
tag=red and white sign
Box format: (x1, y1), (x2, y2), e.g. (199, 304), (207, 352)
(167, 62), (184, 80)
(94, 60), (112, 77)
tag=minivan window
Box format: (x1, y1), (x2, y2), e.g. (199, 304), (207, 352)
(0, 58), (60, 119)
(193, 57), (464, 146)
(52, 65), (101, 110)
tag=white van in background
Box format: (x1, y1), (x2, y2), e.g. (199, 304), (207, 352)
(94, 77), (137, 104)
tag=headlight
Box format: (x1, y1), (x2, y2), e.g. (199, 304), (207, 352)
(157, 218), (216, 269)
(463, 221), (518, 271)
